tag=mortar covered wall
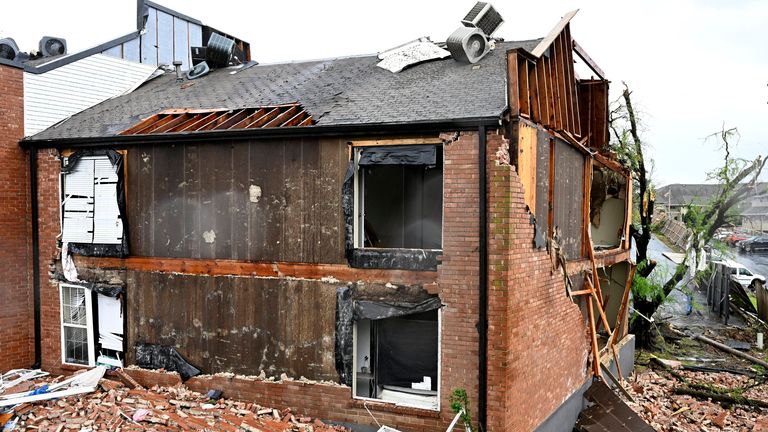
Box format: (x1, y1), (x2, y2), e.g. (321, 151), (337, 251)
(0, 63), (33, 370)
(126, 271), (338, 380)
(127, 138), (348, 263)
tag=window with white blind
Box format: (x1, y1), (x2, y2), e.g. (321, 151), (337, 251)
(61, 156), (123, 245)
(60, 283), (95, 366)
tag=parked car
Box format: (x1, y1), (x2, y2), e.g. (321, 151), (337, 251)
(735, 236), (757, 249)
(728, 262), (766, 290)
(715, 230), (734, 241)
(725, 233), (751, 246)
(740, 236), (768, 253)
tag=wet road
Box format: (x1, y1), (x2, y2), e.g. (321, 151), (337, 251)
(732, 248), (768, 280)
(644, 236), (747, 328)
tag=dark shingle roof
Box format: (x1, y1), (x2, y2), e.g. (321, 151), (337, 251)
(742, 205), (768, 217)
(657, 183), (768, 206)
(29, 39), (541, 140)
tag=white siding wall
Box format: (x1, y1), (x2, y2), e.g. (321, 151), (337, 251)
(24, 54), (157, 136)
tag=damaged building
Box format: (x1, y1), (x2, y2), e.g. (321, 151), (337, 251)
(16, 4), (635, 431)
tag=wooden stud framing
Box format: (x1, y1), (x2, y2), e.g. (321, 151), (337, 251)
(518, 57), (531, 117)
(587, 297), (602, 378)
(529, 61), (541, 123)
(350, 137), (443, 147)
(507, 50), (520, 117)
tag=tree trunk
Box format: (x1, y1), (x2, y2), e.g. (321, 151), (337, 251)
(630, 298), (661, 349)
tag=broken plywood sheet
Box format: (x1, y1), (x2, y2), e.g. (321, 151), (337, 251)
(517, 123), (538, 213)
(376, 38), (450, 73)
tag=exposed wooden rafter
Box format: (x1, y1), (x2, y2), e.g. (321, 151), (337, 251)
(531, 10), (579, 58)
(573, 40), (606, 80)
(119, 103), (314, 136)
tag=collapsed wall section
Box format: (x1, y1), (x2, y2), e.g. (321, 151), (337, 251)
(497, 122), (591, 431)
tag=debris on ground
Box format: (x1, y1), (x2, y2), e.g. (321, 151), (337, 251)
(625, 366), (768, 431)
(0, 368), (348, 431)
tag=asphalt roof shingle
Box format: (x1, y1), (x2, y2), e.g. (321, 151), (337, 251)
(29, 39), (542, 140)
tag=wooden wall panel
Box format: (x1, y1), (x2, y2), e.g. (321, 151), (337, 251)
(128, 138), (348, 263)
(126, 271), (338, 380)
(516, 123), (538, 211)
(535, 130), (551, 234)
(553, 138), (585, 259)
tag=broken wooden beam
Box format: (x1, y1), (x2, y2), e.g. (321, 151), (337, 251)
(693, 334), (768, 368)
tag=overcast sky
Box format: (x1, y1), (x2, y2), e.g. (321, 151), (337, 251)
(2, 0), (766, 186)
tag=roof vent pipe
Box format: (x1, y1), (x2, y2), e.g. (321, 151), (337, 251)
(173, 60), (183, 82)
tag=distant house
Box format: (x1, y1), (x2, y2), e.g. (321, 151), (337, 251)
(18, 7), (634, 432)
(657, 182), (768, 222)
(741, 193), (768, 232)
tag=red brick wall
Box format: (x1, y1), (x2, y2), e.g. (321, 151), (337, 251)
(488, 128), (591, 431)
(36, 149), (62, 372)
(0, 63), (33, 371)
(436, 131), (481, 426)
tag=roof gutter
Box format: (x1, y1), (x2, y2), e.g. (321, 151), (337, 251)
(20, 117), (502, 149)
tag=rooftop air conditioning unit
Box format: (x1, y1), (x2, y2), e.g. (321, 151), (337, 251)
(206, 33), (235, 67)
(39, 36), (67, 57)
(461, 2), (504, 37)
(446, 27), (489, 64)
(0, 38), (20, 61)
(186, 61), (210, 80)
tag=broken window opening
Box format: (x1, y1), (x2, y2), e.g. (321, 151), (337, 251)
(59, 283), (125, 367)
(61, 150), (129, 257)
(590, 166), (627, 250)
(60, 284), (95, 366)
(354, 145), (443, 250)
(352, 309), (440, 411)
(596, 261), (631, 344)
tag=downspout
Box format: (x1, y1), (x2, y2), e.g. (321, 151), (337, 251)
(477, 125), (488, 430)
(30, 147), (42, 369)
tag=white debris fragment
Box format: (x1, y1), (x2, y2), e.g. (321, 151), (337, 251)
(202, 230), (216, 243)
(249, 185), (262, 203)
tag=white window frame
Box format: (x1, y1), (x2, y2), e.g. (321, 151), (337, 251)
(351, 310), (441, 411)
(59, 283), (96, 367)
(352, 145), (445, 250)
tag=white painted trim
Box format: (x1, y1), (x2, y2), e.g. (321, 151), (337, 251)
(59, 283), (95, 367)
(351, 309), (441, 412)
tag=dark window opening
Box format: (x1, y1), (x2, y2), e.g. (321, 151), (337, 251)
(358, 146), (443, 249)
(354, 309), (439, 410)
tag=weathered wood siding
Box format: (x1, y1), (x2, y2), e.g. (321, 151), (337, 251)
(126, 271), (338, 379)
(535, 129), (550, 235)
(127, 138), (348, 263)
(553, 138), (584, 259)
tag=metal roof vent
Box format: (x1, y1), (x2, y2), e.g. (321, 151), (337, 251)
(0, 38), (20, 61)
(39, 36), (67, 57)
(447, 27), (489, 64)
(461, 2), (504, 36)
(206, 33), (235, 67)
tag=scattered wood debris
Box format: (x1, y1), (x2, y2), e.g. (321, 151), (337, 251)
(0, 370), (348, 431)
(624, 365), (768, 430)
